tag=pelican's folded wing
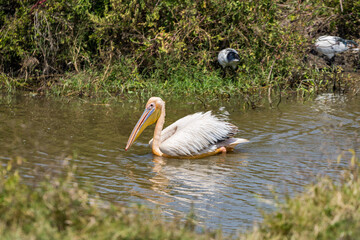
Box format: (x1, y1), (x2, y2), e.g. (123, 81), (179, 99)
(157, 111), (238, 157)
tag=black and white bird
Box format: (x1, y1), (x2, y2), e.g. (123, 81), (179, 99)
(314, 36), (358, 64)
(218, 48), (240, 70)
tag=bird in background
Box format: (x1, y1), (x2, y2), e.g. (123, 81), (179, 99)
(218, 48), (240, 77)
(125, 97), (249, 159)
(314, 36), (358, 65)
(218, 48), (241, 69)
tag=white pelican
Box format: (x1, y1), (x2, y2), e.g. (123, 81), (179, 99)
(218, 48), (240, 69)
(125, 97), (249, 159)
(314, 36), (357, 61)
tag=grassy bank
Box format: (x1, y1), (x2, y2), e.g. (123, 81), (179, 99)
(1, 0), (359, 99)
(3, 60), (359, 102)
(243, 150), (360, 240)
(1, 152), (359, 239)
(245, 176), (360, 239)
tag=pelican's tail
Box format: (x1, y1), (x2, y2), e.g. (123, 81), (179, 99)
(217, 137), (249, 152)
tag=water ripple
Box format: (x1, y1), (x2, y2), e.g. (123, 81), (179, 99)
(0, 93), (359, 234)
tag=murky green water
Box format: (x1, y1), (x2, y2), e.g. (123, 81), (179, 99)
(0, 93), (359, 233)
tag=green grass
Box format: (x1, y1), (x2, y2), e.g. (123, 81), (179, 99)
(2, 59), (352, 103)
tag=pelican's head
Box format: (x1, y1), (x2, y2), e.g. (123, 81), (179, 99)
(125, 97), (164, 151)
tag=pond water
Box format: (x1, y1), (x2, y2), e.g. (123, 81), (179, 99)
(0, 92), (359, 234)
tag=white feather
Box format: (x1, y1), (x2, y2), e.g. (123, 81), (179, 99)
(314, 36), (354, 59)
(149, 111), (242, 157)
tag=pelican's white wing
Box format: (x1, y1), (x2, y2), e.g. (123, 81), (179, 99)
(150, 111), (239, 157)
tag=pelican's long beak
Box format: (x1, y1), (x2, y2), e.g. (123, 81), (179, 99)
(125, 106), (159, 151)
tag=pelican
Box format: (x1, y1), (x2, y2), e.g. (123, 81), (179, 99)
(218, 48), (241, 70)
(314, 36), (358, 62)
(125, 97), (249, 159)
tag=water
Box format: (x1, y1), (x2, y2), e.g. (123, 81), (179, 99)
(0, 93), (359, 234)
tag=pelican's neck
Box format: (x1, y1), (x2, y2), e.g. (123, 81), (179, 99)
(152, 103), (165, 156)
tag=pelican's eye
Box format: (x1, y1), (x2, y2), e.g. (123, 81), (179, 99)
(147, 103), (155, 110)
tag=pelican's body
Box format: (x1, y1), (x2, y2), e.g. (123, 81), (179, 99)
(218, 48), (240, 69)
(314, 36), (357, 60)
(125, 97), (248, 159)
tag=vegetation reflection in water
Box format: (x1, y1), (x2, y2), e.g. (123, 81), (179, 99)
(0, 93), (359, 236)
